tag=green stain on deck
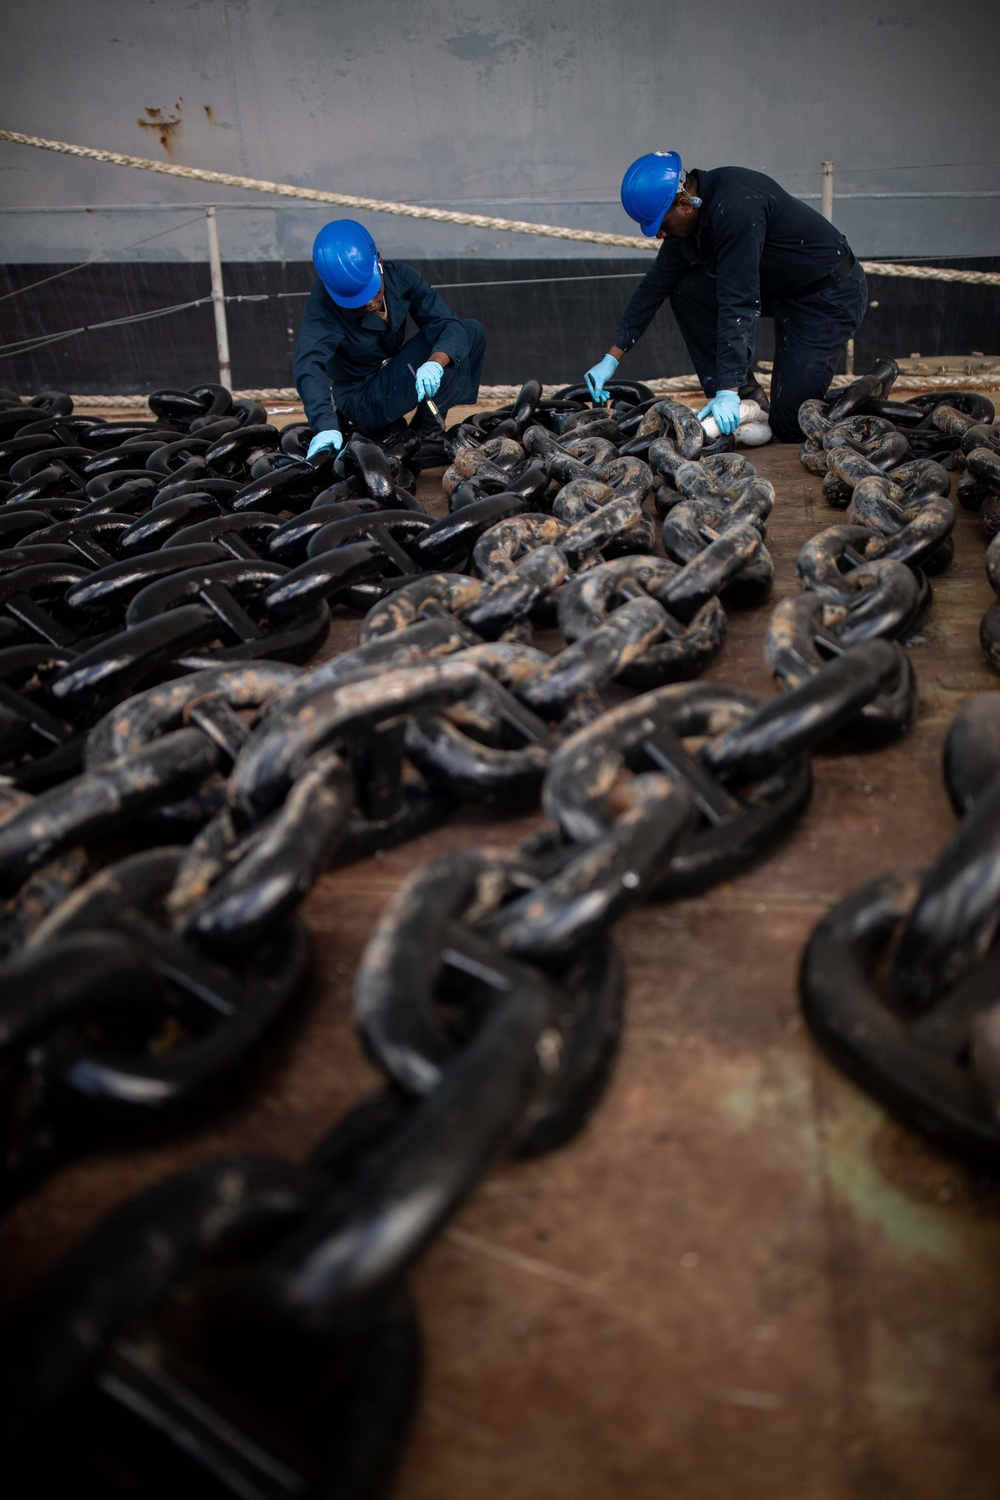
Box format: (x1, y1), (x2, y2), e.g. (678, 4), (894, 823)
(721, 1062), (814, 1133)
(721, 1082), (759, 1130)
(824, 1130), (956, 1263)
(722, 1065), (958, 1263)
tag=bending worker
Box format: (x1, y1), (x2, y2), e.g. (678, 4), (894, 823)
(584, 152), (867, 442)
(295, 219), (486, 463)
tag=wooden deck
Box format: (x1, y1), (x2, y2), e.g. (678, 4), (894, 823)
(4, 420), (1000, 1499)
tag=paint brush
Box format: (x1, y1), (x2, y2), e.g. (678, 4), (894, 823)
(407, 363), (446, 430)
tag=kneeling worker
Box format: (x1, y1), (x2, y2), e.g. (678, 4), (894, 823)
(585, 153), (867, 442)
(295, 219), (486, 464)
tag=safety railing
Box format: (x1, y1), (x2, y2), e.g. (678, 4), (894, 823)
(1, 129), (998, 394)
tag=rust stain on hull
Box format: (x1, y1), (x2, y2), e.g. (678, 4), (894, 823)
(136, 99), (184, 157)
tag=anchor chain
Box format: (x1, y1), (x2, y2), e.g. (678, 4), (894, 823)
(0, 364), (987, 1493)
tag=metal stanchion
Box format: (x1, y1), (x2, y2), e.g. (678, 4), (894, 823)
(821, 161), (834, 223)
(820, 163), (853, 374)
(205, 204), (232, 390)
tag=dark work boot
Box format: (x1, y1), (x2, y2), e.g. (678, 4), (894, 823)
(738, 375), (770, 412)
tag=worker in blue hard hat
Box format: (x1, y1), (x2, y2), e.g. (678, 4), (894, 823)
(294, 219), (486, 464)
(584, 152), (867, 443)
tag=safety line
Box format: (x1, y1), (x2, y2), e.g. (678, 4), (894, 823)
(3, 279), (996, 376)
(0, 273), (649, 359)
(0, 214), (210, 304)
(1, 129), (998, 285)
(228, 271), (650, 297)
(0, 297), (212, 359)
(431, 271), (646, 290)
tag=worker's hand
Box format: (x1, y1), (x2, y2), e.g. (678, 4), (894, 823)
(414, 361), (444, 402)
(697, 390), (741, 435)
(306, 428), (343, 461)
(585, 354), (619, 404)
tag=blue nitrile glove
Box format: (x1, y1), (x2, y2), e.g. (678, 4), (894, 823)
(697, 390), (741, 435)
(307, 428), (343, 461)
(585, 353), (619, 404)
(414, 361), (444, 402)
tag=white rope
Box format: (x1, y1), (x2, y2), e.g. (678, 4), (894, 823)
(2, 129), (998, 286)
(65, 372), (1000, 408)
(864, 262), (999, 286)
(0, 130), (650, 252)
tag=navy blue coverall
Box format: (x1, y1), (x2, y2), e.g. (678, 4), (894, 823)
(612, 166), (868, 441)
(293, 261), (485, 438)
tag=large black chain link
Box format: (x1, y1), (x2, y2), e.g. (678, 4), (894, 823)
(801, 691), (1000, 1164)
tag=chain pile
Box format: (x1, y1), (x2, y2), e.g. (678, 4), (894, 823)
(937, 406), (1000, 671)
(0, 369), (972, 1494)
(782, 357), (1000, 741)
(793, 361), (1000, 1163)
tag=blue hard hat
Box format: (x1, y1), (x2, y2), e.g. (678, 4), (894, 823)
(312, 219), (381, 308)
(620, 151), (683, 236)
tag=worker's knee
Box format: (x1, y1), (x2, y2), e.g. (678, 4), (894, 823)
(767, 378), (816, 442)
